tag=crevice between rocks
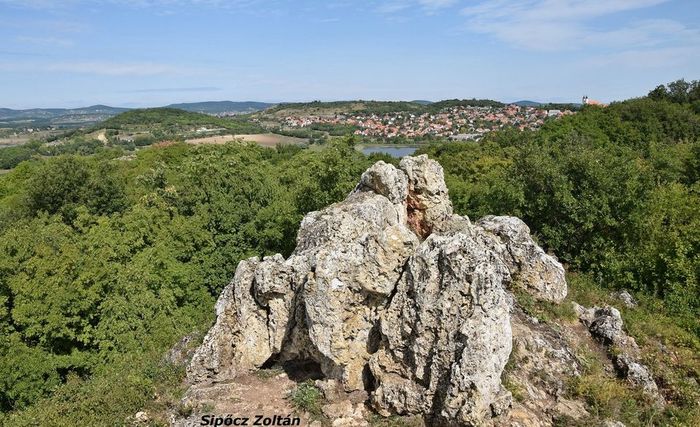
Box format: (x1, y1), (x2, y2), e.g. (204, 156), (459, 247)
(406, 189), (432, 239)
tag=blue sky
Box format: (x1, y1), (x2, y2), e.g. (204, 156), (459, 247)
(1, 0), (698, 108)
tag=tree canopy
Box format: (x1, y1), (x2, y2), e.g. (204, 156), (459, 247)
(0, 81), (698, 425)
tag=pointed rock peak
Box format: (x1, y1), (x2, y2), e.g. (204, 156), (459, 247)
(354, 160), (408, 205)
(399, 155), (453, 238)
(352, 155), (453, 239)
(184, 155), (573, 426)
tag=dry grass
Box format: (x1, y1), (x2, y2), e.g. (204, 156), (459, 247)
(186, 133), (307, 147)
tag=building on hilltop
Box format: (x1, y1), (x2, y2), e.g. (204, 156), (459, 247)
(582, 95), (606, 106)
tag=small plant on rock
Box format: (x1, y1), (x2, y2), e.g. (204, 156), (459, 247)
(288, 380), (323, 417)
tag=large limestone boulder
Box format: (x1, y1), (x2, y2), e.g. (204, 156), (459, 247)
(189, 160), (420, 389)
(186, 155), (570, 425)
(188, 254), (303, 382)
(369, 229), (513, 424)
(477, 216), (567, 303)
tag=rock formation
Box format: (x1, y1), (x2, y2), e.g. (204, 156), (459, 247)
(575, 304), (664, 405)
(183, 155), (595, 425)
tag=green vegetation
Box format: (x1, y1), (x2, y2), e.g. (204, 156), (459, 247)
(288, 380), (323, 417)
(101, 107), (262, 134)
(648, 78), (700, 105)
(0, 81), (698, 425)
(420, 83), (700, 423)
(266, 100), (426, 115)
(308, 122), (359, 136)
(0, 108), (266, 171)
(0, 140), (379, 424)
(270, 126), (329, 143)
(539, 102), (582, 111)
(514, 288), (577, 323)
(0, 143), (39, 169)
(418, 87), (700, 335)
(562, 273), (700, 426)
(265, 98), (505, 116)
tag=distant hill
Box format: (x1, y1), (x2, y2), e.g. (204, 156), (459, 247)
(427, 99), (504, 110)
(511, 100), (583, 110)
(1, 98), (516, 129)
(512, 100), (542, 107)
(165, 101), (274, 114)
(101, 107), (264, 133)
(262, 99), (505, 117)
(0, 102), (276, 129)
(0, 105), (130, 127)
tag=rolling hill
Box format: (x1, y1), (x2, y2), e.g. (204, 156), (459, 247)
(260, 98), (505, 118)
(100, 107), (264, 134)
(512, 100), (542, 107)
(0, 102), (274, 128)
(0, 105), (130, 127)
(165, 101), (274, 114)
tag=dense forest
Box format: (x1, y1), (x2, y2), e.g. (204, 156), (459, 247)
(0, 81), (698, 425)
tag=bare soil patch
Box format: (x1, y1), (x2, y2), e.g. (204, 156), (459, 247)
(186, 133), (307, 147)
(177, 370), (315, 426)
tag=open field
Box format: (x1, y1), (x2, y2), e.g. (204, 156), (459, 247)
(0, 135), (34, 146)
(0, 129), (62, 146)
(186, 133), (308, 147)
(0, 140), (26, 147)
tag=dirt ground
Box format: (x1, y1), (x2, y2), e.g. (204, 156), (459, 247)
(186, 133), (308, 147)
(176, 370), (316, 426)
(0, 129), (60, 146)
(0, 136), (32, 146)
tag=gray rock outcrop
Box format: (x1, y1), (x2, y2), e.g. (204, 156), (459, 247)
(575, 304), (664, 405)
(369, 230), (514, 424)
(477, 216), (567, 303)
(186, 155), (570, 425)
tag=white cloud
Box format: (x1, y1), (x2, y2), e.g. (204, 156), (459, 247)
(461, 0), (667, 22)
(16, 36), (74, 47)
(377, 1), (411, 14)
(458, 0), (697, 52)
(46, 61), (196, 76)
(0, 60), (202, 76)
(0, 0), (265, 8)
(418, 0), (457, 9)
(377, 0), (457, 14)
(583, 46), (700, 68)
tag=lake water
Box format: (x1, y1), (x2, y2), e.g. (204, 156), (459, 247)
(361, 145), (419, 158)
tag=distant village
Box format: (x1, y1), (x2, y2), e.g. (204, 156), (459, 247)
(280, 104), (576, 141)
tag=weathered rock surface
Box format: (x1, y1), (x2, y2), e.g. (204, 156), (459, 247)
(574, 304), (664, 405)
(613, 290), (637, 308)
(185, 155), (574, 425)
(477, 216), (567, 303)
(369, 230), (514, 424)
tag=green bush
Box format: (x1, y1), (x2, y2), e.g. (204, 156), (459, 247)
(0, 140), (375, 417)
(288, 380), (323, 416)
(419, 93), (700, 333)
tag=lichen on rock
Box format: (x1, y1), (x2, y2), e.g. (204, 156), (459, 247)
(185, 155), (572, 425)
